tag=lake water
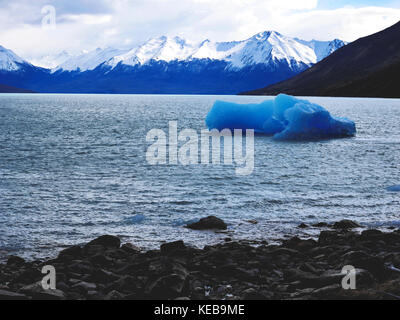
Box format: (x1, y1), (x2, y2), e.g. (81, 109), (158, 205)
(0, 94), (399, 259)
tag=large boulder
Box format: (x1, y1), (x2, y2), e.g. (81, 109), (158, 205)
(121, 243), (141, 254)
(58, 245), (82, 260)
(160, 240), (186, 254)
(86, 235), (121, 249)
(318, 231), (342, 245)
(146, 273), (188, 299)
(333, 220), (361, 230)
(6, 256), (25, 266)
(185, 216), (227, 230)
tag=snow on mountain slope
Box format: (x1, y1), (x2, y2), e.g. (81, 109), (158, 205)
(53, 47), (128, 72)
(106, 31), (342, 70)
(28, 51), (74, 69)
(0, 45), (30, 71)
(221, 31), (317, 69)
(190, 39), (238, 61)
(296, 39), (347, 62)
(108, 36), (201, 68)
(21, 31), (345, 72)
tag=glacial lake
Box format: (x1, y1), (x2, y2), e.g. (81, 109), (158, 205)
(0, 94), (399, 259)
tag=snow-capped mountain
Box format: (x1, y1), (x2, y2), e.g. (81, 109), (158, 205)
(0, 45), (31, 71)
(52, 31), (345, 72)
(107, 36), (199, 68)
(0, 31), (346, 94)
(105, 31), (317, 70)
(27, 51), (74, 69)
(205, 31), (317, 69)
(53, 47), (127, 72)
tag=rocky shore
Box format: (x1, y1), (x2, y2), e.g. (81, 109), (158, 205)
(1, 218), (400, 300)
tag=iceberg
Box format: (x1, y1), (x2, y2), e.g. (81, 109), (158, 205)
(205, 94), (356, 141)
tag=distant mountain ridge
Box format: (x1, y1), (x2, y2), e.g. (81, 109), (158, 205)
(0, 31), (346, 94)
(242, 21), (400, 98)
(50, 31), (345, 72)
(0, 83), (34, 93)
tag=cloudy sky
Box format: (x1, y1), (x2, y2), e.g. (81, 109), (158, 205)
(0, 0), (399, 60)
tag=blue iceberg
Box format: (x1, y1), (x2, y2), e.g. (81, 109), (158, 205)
(205, 94), (356, 140)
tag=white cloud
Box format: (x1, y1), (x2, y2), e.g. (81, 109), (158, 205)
(62, 14), (112, 25)
(0, 0), (399, 60)
(278, 6), (400, 41)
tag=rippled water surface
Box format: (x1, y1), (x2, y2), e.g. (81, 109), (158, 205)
(1, 94), (399, 259)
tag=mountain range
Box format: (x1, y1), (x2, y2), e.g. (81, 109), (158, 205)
(0, 32), (345, 94)
(244, 21), (400, 98)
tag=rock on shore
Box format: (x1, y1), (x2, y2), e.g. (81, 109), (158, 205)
(185, 216), (228, 230)
(1, 221), (400, 300)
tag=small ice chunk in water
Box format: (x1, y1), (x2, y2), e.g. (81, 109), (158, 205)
(126, 214), (146, 224)
(387, 185), (400, 192)
(205, 94), (356, 140)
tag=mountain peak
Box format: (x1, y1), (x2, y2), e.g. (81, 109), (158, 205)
(0, 44), (28, 71)
(172, 36), (186, 44)
(52, 47), (128, 72)
(253, 30), (281, 39)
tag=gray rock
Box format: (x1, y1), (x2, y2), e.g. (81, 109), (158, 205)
(121, 243), (141, 254)
(333, 220), (361, 230)
(20, 282), (65, 300)
(71, 281), (97, 292)
(90, 254), (113, 267)
(361, 229), (383, 238)
(270, 248), (300, 256)
(146, 273), (187, 299)
(86, 235), (121, 249)
(0, 289), (29, 300)
(311, 284), (341, 298)
(298, 223), (309, 229)
(83, 244), (106, 257)
(13, 268), (42, 285)
(105, 290), (124, 300)
(110, 275), (138, 292)
(246, 220), (258, 225)
(318, 231), (342, 245)
(58, 246), (82, 260)
(68, 261), (94, 274)
(161, 240), (186, 253)
(350, 256), (385, 278)
(185, 216), (227, 231)
(89, 269), (119, 284)
(6, 256), (25, 266)
(312, 222), (330, 228)
(242, 288), (268, 300)
(86, 290), (100, 300)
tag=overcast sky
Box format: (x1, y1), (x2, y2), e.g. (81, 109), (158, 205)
(0, 0), (399, 59)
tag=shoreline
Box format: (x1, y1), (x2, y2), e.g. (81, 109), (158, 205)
(1, 219), (400, 300)
(2, 218), (397, 263)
